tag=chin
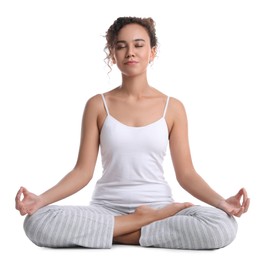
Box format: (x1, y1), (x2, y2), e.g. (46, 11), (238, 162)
(121, 69), (147, 78)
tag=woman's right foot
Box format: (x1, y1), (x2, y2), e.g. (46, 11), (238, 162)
(113, 202), (194, 238)
(134, 202), (193, 223)
(156, 202), (193, 219)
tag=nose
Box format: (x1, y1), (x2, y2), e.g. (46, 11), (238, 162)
(126, 46), (135, 58)
(126, 53), (135, 58)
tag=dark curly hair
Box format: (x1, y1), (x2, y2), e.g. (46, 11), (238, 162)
(104, 17), (158, 71)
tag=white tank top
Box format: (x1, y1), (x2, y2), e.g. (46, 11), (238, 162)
(91, 94), (174, 208)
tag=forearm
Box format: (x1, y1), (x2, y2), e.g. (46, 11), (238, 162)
(38, 169), (92, 207)
(177, 171), (224, 207)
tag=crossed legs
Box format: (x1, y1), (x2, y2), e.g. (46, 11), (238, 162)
(23, 203), (237, 249)
(113, 202), (192, 244)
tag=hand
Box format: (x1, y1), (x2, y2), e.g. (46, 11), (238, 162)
(218, 188), (250, 217)
(15, 187), (42, 216)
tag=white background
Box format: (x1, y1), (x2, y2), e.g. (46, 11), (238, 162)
(1, 0), (262, 259)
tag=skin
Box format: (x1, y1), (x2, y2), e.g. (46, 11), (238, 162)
(15, 23), (250, 245)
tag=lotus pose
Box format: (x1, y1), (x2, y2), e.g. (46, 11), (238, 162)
(15, 16), (249, 249)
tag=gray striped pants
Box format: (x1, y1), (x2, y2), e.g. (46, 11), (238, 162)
(23, 204), (237, 249)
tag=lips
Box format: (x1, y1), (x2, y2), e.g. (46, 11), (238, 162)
(124, 60), (138, 65)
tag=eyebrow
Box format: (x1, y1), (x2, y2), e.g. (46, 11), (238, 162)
(116, 39), (145, 44)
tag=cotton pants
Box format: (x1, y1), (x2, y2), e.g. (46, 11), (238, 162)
(23, 204), (237, 249)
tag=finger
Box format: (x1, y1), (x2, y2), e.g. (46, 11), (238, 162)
(27, 208), (35, 216)
(241, 188), (248, 206)
(242, 187), (248, 199)
(235, 188), (244, 200)
(15, 187), (24, 210)
(15, 187), (23, 202)
(22, 187), (29, 196)
(20, 207), (27, 216)
(234, 207), (244, 218)
(243, 198), (250, 213)
(222, 204), (236, 216)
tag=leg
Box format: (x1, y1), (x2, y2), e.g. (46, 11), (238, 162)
(114, 231), (141, 245)
(140, 205), (238, 249)
(23, 205), (114, 249)
(113, 202), (192, 243)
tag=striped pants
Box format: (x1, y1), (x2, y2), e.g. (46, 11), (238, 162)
(24, 204), (237, 249)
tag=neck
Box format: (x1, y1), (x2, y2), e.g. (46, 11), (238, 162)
(120, 74), (150, 98)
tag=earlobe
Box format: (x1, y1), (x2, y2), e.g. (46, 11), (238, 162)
(149, 55), (155, 64)
(150, 47), (156, 63)
(110, 51), (116, 64)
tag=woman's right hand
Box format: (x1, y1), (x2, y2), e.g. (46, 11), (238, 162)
(15, 187), (42, 216)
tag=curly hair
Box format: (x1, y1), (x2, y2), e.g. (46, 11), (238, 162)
(104, 17), (158, 71)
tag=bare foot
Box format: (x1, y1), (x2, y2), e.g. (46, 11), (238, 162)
(113, 202), (194, 237)
(156, 202), (193, 219)
(134, 202), (193, 223)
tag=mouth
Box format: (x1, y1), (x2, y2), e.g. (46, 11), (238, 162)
(124, 60), (138, 65)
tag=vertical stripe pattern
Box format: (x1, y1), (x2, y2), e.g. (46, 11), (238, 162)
(139, 205), (238, 249)
(24, 205), (115, 249)
(24, 205), (238, 249)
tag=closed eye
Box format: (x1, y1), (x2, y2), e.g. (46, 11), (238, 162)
(116, 45), (126, 50)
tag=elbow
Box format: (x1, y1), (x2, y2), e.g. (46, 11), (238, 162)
(82, 171), (93, 186)
(176, 169), (196, 189)
(73, 167), (93, 187)
(85, 174), (93, 185)
(176, 174), (188, 189)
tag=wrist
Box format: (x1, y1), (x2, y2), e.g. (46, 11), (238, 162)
(215, 198), (226, 209)
(38, 194), (49, 208)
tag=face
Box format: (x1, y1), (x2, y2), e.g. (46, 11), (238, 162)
(112, 23), (156, 77)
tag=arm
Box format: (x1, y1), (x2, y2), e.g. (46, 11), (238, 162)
(168, 98), (249, 216)
(16, 95), (102, 215)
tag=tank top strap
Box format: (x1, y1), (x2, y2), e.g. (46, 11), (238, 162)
(101, 94), (109, 115)
(163, 96), (170, 117)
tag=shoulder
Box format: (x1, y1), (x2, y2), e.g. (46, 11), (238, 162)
(82, 93), (108, 130)
(166, 96), (188, 129)
(83, 94), (104, 113)
(80, 94), (106, 127)
(85, 93), (103, 106)
(168, 97), (186, 114)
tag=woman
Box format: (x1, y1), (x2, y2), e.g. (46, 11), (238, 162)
(15, 17), (249, 249)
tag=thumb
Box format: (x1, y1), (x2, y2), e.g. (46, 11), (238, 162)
(235, 189), (243, 198)
(21, 186), (30, 196)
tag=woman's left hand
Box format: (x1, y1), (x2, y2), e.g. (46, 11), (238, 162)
(217, 188), (250, 217)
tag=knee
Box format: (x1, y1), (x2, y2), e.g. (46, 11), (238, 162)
(199, 207), (238, 249)
(23, 214), (37, 245)
(218, 213), (238, 248)
(23, 205), (60, 247)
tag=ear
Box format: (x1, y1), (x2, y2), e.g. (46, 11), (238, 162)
(111, 55), (116, 64)
(149, 47), (157, 63)
(109, 49), (116, 65)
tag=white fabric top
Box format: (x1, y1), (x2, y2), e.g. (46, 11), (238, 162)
(91, 94), (174, 208)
